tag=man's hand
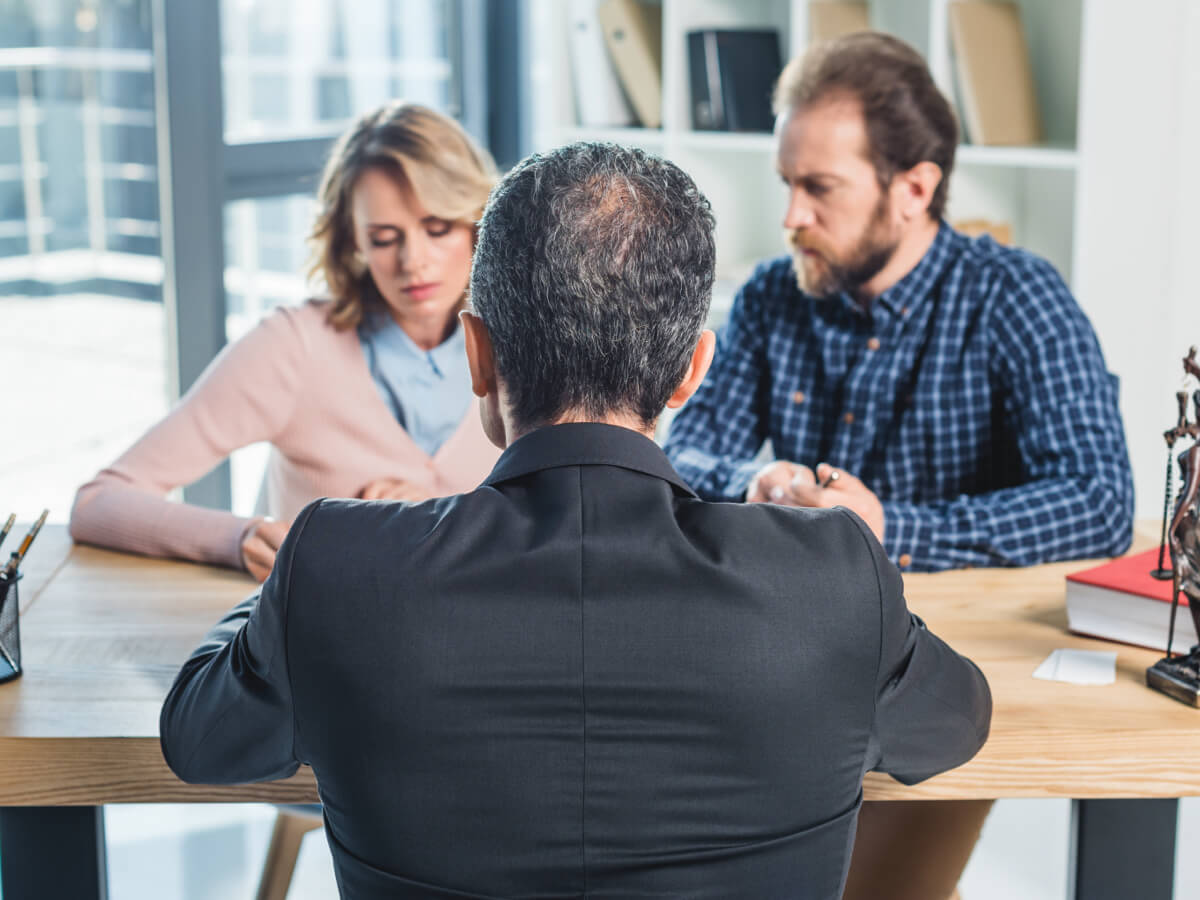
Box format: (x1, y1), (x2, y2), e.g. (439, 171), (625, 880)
(747, 460), (886, 543)
(357, 478), (434, 503)
(241, 518), (291, 583)
(746, 460), (812, 506)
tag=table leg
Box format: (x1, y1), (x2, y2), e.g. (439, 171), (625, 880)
(0, 806), (108, 900)
(1069, 798), (1177, 900)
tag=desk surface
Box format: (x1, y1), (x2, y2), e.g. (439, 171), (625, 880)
(1, 525), (1195, 806)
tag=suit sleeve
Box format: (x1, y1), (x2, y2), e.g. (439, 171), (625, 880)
(159, 500), (321, 785)
(844, 509), (992, 785)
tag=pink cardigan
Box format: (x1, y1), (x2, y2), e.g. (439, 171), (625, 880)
(70, 300), (500, 570)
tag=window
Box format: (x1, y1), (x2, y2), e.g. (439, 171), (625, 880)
(0, 0), (165, 522)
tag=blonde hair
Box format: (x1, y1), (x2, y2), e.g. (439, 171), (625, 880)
(308, 102), (498, 330)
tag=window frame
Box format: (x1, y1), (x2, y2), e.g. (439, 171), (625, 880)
(151, 0), (517, 509)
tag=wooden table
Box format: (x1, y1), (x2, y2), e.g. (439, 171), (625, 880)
(1, 526), (1195, 898)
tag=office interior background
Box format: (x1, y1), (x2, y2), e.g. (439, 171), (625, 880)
(2, 0), (1199, 897)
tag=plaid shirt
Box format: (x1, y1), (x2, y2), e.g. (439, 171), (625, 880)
(664, 223), (1134, 572)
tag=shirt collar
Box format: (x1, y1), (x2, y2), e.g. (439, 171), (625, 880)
(361, 308), (465, 376)
(483, 422), (698, 498)
(870, 220), (960, 319)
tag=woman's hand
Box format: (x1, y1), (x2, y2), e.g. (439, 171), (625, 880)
(241, 518), (291, 583)
(358, 478), (434, 503)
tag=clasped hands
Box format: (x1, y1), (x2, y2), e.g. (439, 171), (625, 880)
(240, 476), (434, 582)
(746, 460), (885, 543)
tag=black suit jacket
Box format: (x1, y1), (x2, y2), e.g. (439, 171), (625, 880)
(161, 423), (991, 899)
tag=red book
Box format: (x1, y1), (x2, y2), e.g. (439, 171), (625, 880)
(1065, 548), (1195, 652)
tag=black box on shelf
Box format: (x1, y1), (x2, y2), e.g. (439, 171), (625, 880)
(686, 29), (782, 133)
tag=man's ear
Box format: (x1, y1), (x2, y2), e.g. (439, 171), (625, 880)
(459, 310), (496, 399)
(894, 161), (943, 221)
(666, 329), (716, 409)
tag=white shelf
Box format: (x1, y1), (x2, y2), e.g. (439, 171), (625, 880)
(955, 144), (1080, 171)
(548, 130), (1082, 173)
(532, 0), (1090, 282)
(676, 131), (775, 153)
(552, 126), (666, 147)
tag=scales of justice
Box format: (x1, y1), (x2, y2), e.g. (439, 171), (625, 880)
(1146, 346), (1200, 706)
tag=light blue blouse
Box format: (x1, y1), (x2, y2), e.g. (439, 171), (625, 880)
(357, 311), (473, 456)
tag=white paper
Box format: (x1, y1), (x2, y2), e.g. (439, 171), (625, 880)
(1032, 648), (1117, 686)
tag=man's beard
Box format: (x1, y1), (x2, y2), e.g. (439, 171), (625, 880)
(789, 195), (898, 299)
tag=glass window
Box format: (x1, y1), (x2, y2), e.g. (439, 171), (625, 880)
(0, 0), (165, 522)
(223, 193), (316, 338)
(221, 0), (458, 141)
(223, 193), (318, 515)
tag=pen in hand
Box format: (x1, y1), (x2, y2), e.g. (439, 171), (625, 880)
(818, 468), (841, 489)
(1, 509), (49, 579)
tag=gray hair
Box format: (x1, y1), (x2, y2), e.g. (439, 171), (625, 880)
(470, 142), (716, 434)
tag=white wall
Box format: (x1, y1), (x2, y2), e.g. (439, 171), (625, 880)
(1074, 0), (1200, 522)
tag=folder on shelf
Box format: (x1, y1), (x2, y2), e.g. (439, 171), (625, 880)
(597, 0), (662, 128)
(808, 2), (870, 46)
(568, 0), (636, 127)
(948, 1), (1042, 146)
(686, 29), (782, 132)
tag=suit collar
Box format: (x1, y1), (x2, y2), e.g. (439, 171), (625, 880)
(483, 422), (698, 498)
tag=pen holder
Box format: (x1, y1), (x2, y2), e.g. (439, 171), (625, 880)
(0, 571), (21, 684)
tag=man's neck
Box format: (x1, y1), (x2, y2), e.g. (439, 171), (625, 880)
(506, 411), (657, 447)
(856, 217), (941, 303)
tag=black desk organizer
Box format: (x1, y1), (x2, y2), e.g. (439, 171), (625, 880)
(0, 571), (21, 683)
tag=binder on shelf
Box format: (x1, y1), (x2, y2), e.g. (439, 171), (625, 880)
(597, 0), (663, 129)
(568, 0), (636, 128)
(686, 29), (782, 133)
(948, 1), (1042, 146)
(808, 2), (870, 46)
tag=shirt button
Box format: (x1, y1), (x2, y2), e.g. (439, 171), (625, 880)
(898, 553), (912, 568)
(792, 391), (806, 404)
(842, 411), (855, 424)
(866, 337), (881, 351)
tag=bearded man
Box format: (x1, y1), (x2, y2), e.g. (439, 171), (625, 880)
(663, 31), (1134, 900)
(665, 32), (1132, 572)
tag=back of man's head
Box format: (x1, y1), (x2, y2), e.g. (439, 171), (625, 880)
(470, 142), (715, 435)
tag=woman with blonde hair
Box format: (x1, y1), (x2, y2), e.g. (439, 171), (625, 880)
(71, 102), (501, 581)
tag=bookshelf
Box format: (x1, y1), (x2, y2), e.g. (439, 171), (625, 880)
(531, 0), (1085, 311)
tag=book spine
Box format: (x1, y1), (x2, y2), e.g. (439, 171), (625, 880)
(568, 0), (635, 128)
(687, 30), (725, 130)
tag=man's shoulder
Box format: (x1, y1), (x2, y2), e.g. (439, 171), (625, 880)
(740, 255), (801, 307)
(678, 499), (873, 564)
(286, 492), (486, 569)
(948, 231), (1069, 305)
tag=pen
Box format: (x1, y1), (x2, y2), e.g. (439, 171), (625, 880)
(819, 468), (841, 489)
(1, 509), (49, 580)
(0, 514), (14, 551)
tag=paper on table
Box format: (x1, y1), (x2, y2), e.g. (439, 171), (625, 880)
(1032, 648), (1117, 686)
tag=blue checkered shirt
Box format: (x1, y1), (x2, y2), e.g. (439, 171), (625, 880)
(664, 223), (1134, 572)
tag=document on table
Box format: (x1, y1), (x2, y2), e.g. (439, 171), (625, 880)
(1033, 648), (1117, 685)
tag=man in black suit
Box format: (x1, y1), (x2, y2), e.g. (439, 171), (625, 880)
(161, 142), (991, 899)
